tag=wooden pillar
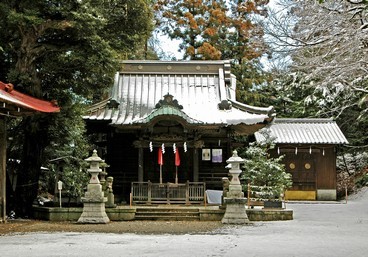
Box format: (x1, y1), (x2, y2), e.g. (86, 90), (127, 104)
(193, 148), (199, 182)
(0, 117), (6, 222)
(138, 146), (144, 182)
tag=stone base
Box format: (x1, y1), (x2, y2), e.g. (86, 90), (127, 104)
(106, 193), (116, 208)
(221, 197), (249, 224)
(317, 189), (337, 201)
(77, 202), (110, 224)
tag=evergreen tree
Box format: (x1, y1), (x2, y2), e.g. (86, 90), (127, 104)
(239, 130), (292, 200)
(155, 0), (271, 105)
(0, 0), (153, 216)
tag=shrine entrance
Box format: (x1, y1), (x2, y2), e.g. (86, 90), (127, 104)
(144, 148), (193, 184)
(284, 151), (317, 200)
(133, 143), (202, 204)
(131, 181), (206, 205)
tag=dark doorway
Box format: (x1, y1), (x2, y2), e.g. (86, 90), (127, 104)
(144, 147), (193, 183)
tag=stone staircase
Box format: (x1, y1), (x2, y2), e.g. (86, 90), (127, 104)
(135, 207), (200, 221)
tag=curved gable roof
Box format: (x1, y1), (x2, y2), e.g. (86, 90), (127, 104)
(84, 61), (275, 134)
(133, 94), (203, 125)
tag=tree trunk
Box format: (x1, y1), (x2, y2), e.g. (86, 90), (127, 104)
(11, 23), (49, 217)
(13, 115), (49, 217)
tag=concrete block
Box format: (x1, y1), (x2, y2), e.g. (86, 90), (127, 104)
(317, 189), (336, 201)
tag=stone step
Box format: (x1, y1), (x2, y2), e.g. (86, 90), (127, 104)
(134, 215), (199, 221)
(136, 208), (199, 213)
(135, 207), (200, 221)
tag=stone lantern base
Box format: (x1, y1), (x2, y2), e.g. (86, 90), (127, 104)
(221, 197), (249, 224)
(77, 184), (110, 224)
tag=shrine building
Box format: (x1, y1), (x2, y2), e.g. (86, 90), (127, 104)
(255, 118), (348, 201)
(0, 81), (60, 222)
(83, 60), (275, 203)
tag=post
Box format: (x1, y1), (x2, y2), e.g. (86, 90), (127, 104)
(185, 180), (190, 205)
(175, 167), (178, 184)
(57, 180), (63, 208)
(159, 165), (162, 184)
(129, 192), (132, 208)
(0, 117), (7, 223)
(193, 148), (199, 182)
(148, 180), (152, 204)
(345, 184), (348, 204)
(247, 183), (250, 209)
(204, 191), (207, 207)
(138, 147), (144, 182)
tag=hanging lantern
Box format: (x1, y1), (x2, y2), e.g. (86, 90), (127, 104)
(184, 142), (187, 152)
(323, 148), (325, 156)
(309, 146), (312, 154)
(277, 147), (280, 155)
(161, 143), (165, 154)
(295, 147), (298, 155)
(173, 143), (176, 153)
(149, 141), (153, 152)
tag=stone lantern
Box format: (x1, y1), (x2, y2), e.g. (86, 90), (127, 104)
(221, 150), (249, 224)
(78, 150), (110, 224)
(99, 160), (109, 192)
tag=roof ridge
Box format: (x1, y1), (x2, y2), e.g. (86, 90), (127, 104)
(228, 99), (274, 116)
(274, 118), (334, 123)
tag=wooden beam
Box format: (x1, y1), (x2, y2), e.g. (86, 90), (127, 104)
(0, 117), (6, 222)
(193, 148), (199, 182)
(138, 147), (144, 182)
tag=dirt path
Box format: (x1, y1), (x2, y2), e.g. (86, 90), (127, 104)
(0, 220), (223, 235)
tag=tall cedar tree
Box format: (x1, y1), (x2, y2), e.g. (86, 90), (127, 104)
(155, 0), (268, 60)
(155, 0), (270, 104)
(0, 0), (153, 216)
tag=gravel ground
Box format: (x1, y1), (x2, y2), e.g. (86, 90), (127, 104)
(0, 219), (223, 236)
(1, 189), (368, 257)
(1, 187), (366, 237)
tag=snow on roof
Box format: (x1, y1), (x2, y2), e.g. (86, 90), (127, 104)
(255, 118), (348, 145)
(84, 61), (274, 130)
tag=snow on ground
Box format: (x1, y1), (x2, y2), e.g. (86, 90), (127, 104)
(1, 189), (368, 257)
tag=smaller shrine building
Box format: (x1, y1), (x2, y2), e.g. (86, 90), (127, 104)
(255, 118), (348, 201)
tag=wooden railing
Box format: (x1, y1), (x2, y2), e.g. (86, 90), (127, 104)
(131, 181), (206, 205)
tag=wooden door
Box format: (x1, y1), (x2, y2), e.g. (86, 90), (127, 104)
(285, 153), (316, 191)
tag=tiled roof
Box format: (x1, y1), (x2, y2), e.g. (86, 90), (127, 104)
(84, 60), (274, 129)
(0, 81), (60, 115)
(255, 118), (348, 145)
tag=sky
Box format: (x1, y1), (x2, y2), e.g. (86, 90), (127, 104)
(158, 33), (184, 60)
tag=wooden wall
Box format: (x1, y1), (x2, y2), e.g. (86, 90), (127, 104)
(106, 132), (138, 203)
(270, 144), (337, 191)
(198, 138), (230, 190)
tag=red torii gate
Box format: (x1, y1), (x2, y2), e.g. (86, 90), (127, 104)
(0, 81), (60, 222)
